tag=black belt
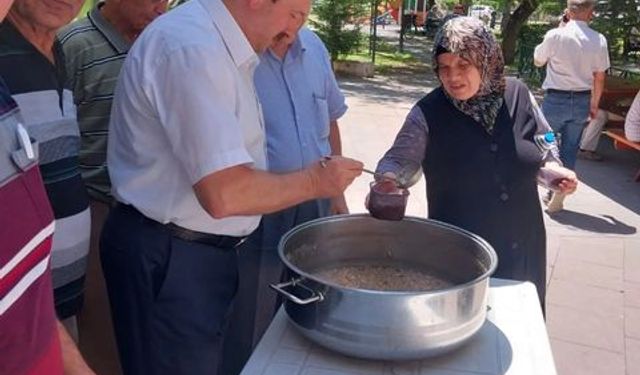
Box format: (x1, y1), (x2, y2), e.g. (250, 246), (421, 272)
(115, 203), (247, 249)
(546, 89), (591, 95)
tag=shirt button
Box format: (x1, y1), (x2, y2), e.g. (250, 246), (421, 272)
(490, 143), (498, 152)
(500, 184), (508, 191)
(512, 242), (519, 249)
(500, 192), (509, 201)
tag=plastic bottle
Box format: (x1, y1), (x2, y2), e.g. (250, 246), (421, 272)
(534, 131), (560, 160)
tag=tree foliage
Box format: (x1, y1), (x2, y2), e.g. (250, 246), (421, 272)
(310, 0), (369, 62)
(592, 0), (640, 56)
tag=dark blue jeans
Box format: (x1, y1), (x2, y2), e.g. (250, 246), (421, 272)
(541, 90), (591, 170)
(100, 205), (238, 375)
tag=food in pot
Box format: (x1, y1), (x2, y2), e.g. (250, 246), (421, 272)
(368, 180), (409, 221)
(312, 262), (453, 291)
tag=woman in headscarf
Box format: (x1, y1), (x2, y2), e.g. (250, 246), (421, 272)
(369, 17), (577, 309)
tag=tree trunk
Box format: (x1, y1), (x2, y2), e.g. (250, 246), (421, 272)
(501, 0), (539, 65)
(500, 0), (513, 34)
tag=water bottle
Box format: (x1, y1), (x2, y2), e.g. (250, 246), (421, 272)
(534, 131), (556, 151)
(534, 131), (564, 191)
(534, 131), (560, 160)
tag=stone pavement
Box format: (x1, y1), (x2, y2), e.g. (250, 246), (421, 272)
(337, 28), (640, 375)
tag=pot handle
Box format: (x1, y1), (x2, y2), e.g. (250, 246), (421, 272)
(270, 278), (324, 305)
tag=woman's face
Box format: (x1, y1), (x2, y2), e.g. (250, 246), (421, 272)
(437, 53), (481, 100)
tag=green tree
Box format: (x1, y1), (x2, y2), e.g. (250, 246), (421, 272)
(593, 0), (640, 57)
(310, 0), (369, 62)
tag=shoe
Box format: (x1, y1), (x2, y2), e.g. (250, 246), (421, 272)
(578, 149), (604, 161)
(546, 192), (566, 213)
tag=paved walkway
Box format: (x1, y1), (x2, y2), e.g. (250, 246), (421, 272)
(337, 28), (640, 375)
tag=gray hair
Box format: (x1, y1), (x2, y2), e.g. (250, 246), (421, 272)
(567, 0), (595, 13)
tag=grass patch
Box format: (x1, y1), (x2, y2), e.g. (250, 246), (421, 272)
(340, 40), (419, 74)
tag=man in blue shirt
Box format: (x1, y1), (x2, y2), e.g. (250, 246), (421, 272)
(219, 22), (348, 374)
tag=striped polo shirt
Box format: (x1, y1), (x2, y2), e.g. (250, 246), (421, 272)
(0, 22), (91, 319)
(0, 78), (63, 375)
(59, 5), (131, 203)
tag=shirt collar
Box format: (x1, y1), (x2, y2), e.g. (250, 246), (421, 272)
(198, 0), (259, 69)
(88, 3), (131, 54)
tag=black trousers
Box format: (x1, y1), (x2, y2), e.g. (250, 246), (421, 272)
(100, 205), (238, 375)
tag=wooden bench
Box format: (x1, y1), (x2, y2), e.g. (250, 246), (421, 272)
(602, 128), (640, 181)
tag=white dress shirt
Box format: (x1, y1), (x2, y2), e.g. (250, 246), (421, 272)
(107, 0), (267, 236)
(534, 20), (610, 91)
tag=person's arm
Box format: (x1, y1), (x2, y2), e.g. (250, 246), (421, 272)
(319, 30), (350, 214)
(376, 105), (428, 177)
(328, 120), (348, 214)
(624, 91), (640, 142)
(146, 45), (363, 219)
(526, 88), (578, 194)
(533, 32), (553, 67)
(57, 321), (95, 375)
(590, 71), (606, 119)
(194, 156), (361, 218)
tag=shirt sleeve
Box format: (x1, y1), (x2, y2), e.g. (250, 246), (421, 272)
(533, 31), (554, 67)
(142, 45), (254, 184)
(527, 90), (562, 164)
(376, 105), (428, 175)
(625, 91), (640, 142)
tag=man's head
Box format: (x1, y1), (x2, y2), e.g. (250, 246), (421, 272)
(567, 0), (595, 21)
(226, 0), (311, 53)
(452, 4), (465, 15)
(104, 0), (168, 38)
(9, 0), (83, 32)
(270, 2), (308, 55)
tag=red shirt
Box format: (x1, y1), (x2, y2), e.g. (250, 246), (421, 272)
(0, 79), (63, 375)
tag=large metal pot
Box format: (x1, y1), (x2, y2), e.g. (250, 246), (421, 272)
(271, 214), (498, 360)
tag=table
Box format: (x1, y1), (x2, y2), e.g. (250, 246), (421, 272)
(241, 279), (557, 375)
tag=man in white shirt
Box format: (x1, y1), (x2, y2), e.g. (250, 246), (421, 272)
(534, 0), (609, 212)
(101, 0), (363, 374)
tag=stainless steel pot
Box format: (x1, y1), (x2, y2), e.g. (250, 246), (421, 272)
(271, 214), (498, 360)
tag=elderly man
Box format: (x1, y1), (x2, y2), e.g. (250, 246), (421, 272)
(0, 0), (93, 374)
(534, 0), (609, 212)
(219, 20), (349, 373)
(101, 0), (363, 373)
(60, 0), (168, 204)
(0, 0), (91, 338)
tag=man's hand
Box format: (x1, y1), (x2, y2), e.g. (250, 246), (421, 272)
(330, 194), (349, 215)
(307, 156), (363, 198)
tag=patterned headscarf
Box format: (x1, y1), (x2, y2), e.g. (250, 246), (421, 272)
(432, 16), (505, 133)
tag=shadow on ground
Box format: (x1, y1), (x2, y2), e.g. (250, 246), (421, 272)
(578, 138), (640, 215)
(547, 210), (637, 235)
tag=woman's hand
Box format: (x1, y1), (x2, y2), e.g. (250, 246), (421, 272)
(364, 172), (398, 210)
(542, 162), (578, 194)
